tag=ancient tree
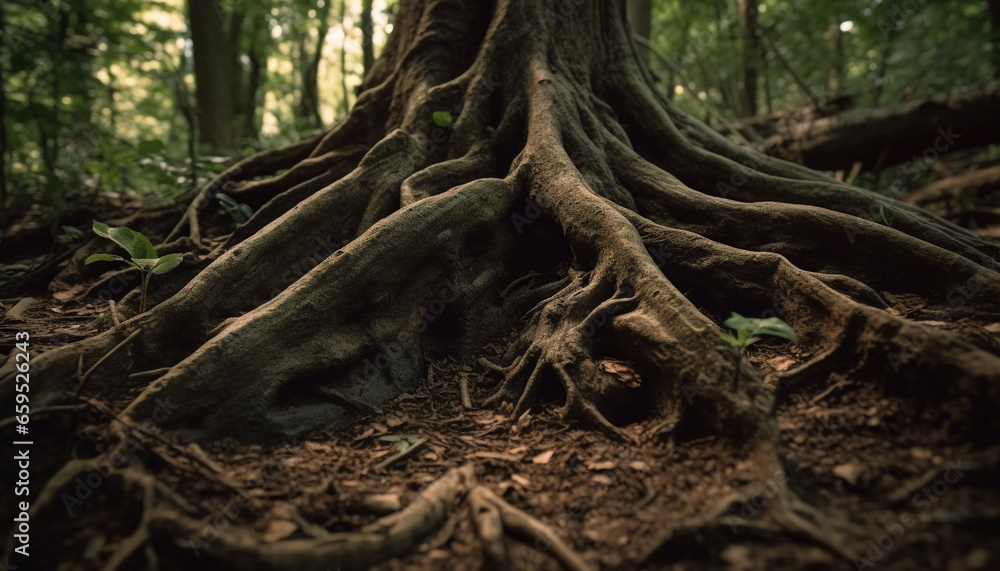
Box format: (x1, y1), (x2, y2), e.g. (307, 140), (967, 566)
(3, 0), (1000, 568)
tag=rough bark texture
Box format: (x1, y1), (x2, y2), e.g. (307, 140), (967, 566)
(3, 0), (1000, 569)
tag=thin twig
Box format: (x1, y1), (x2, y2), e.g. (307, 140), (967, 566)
(108, 299), (122, 327)
(127, 367), (172, 381)
(188, 207), (201, 244)
(375, 437), (428, 471)
(459, 372), (472, 409)
(76, 328), (143, 398)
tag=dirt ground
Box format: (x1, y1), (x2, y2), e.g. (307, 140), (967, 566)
(1, 294), (999, 570)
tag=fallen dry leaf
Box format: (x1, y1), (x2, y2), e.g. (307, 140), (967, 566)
(770, 356), (796, 372)
(586, 460), (616, 471)
(592, 474), (612, 485)
(598, 359), (641, 388)
(511, 474), (531, 487)
(832, 462), (863, 486)
(304, 441), (333, 453)
(532, 450), (554, 464)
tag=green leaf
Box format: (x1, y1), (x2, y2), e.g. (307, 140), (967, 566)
(394, 440), (410, 452)
(723, 312), (797, 343)
(719, 332), (742, 348)
(723, 312), (754, 332)
(432, 111), (452, 128)
(107, 226), (157, 260)
(93, 220), (111, 239)
(748, 317), (798, 341)
(378, 435), (402, 442)
(84, 253), (128, 265)
(151, 253), (184, 275)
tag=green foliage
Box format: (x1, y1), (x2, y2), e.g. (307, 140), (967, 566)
(432, 111), (453, 128)
(720, 311), (796, 389)
(56, 226), (84, 247)
(720, 312), (798, 352)
(217, 194), (254, 226)
(85, 221), (183, 313)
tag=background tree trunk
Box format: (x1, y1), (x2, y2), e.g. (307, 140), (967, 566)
(737, 0), (758, 117)
(361, 0), (374, 78)
(188, 0), (238, 153)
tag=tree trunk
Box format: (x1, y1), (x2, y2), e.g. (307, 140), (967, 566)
(0, 8), (7, 225)
(737, 0), (758, 117)
(188, 0), (237, 152)
(627, 0), (651, 41)
(360, 0), (374, 78)
(300, 0), (333, 127)
(339, 0), (351, 117)
(990, 0), (1000, 78)
(827, 15), (842, 98)
(4, 1), (1000, 569)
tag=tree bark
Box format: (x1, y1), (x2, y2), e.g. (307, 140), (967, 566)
(4, 1), (1000, 568)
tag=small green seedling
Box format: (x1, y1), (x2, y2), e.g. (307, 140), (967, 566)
(217, 193), (253, 226)
(93, 312), (112, 332)
(432, 111), (452, 128)
(84, 221), (183, 314)
(720, 312), (797, 389)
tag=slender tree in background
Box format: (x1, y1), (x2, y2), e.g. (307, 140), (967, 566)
(990, 0), (1000, 78)
(827, 14), (843, 98)
(4, 0), (1000, 568)
(187, 0), (238, 152)
(299, 0), (333, 127)
(628, 0), (652, 43)
(737, 0), (758, 117)
(361, 0), (374, 77)
(0, 8), (7, 225)
(339, 0), (352, 117)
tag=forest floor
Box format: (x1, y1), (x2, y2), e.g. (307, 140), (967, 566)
(2, 192), (1000, 570)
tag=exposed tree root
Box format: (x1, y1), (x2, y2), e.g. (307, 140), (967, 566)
(2, 0), (999, 568)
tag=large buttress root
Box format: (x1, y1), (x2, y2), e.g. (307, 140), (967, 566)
(2, 0), (1000, 568)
